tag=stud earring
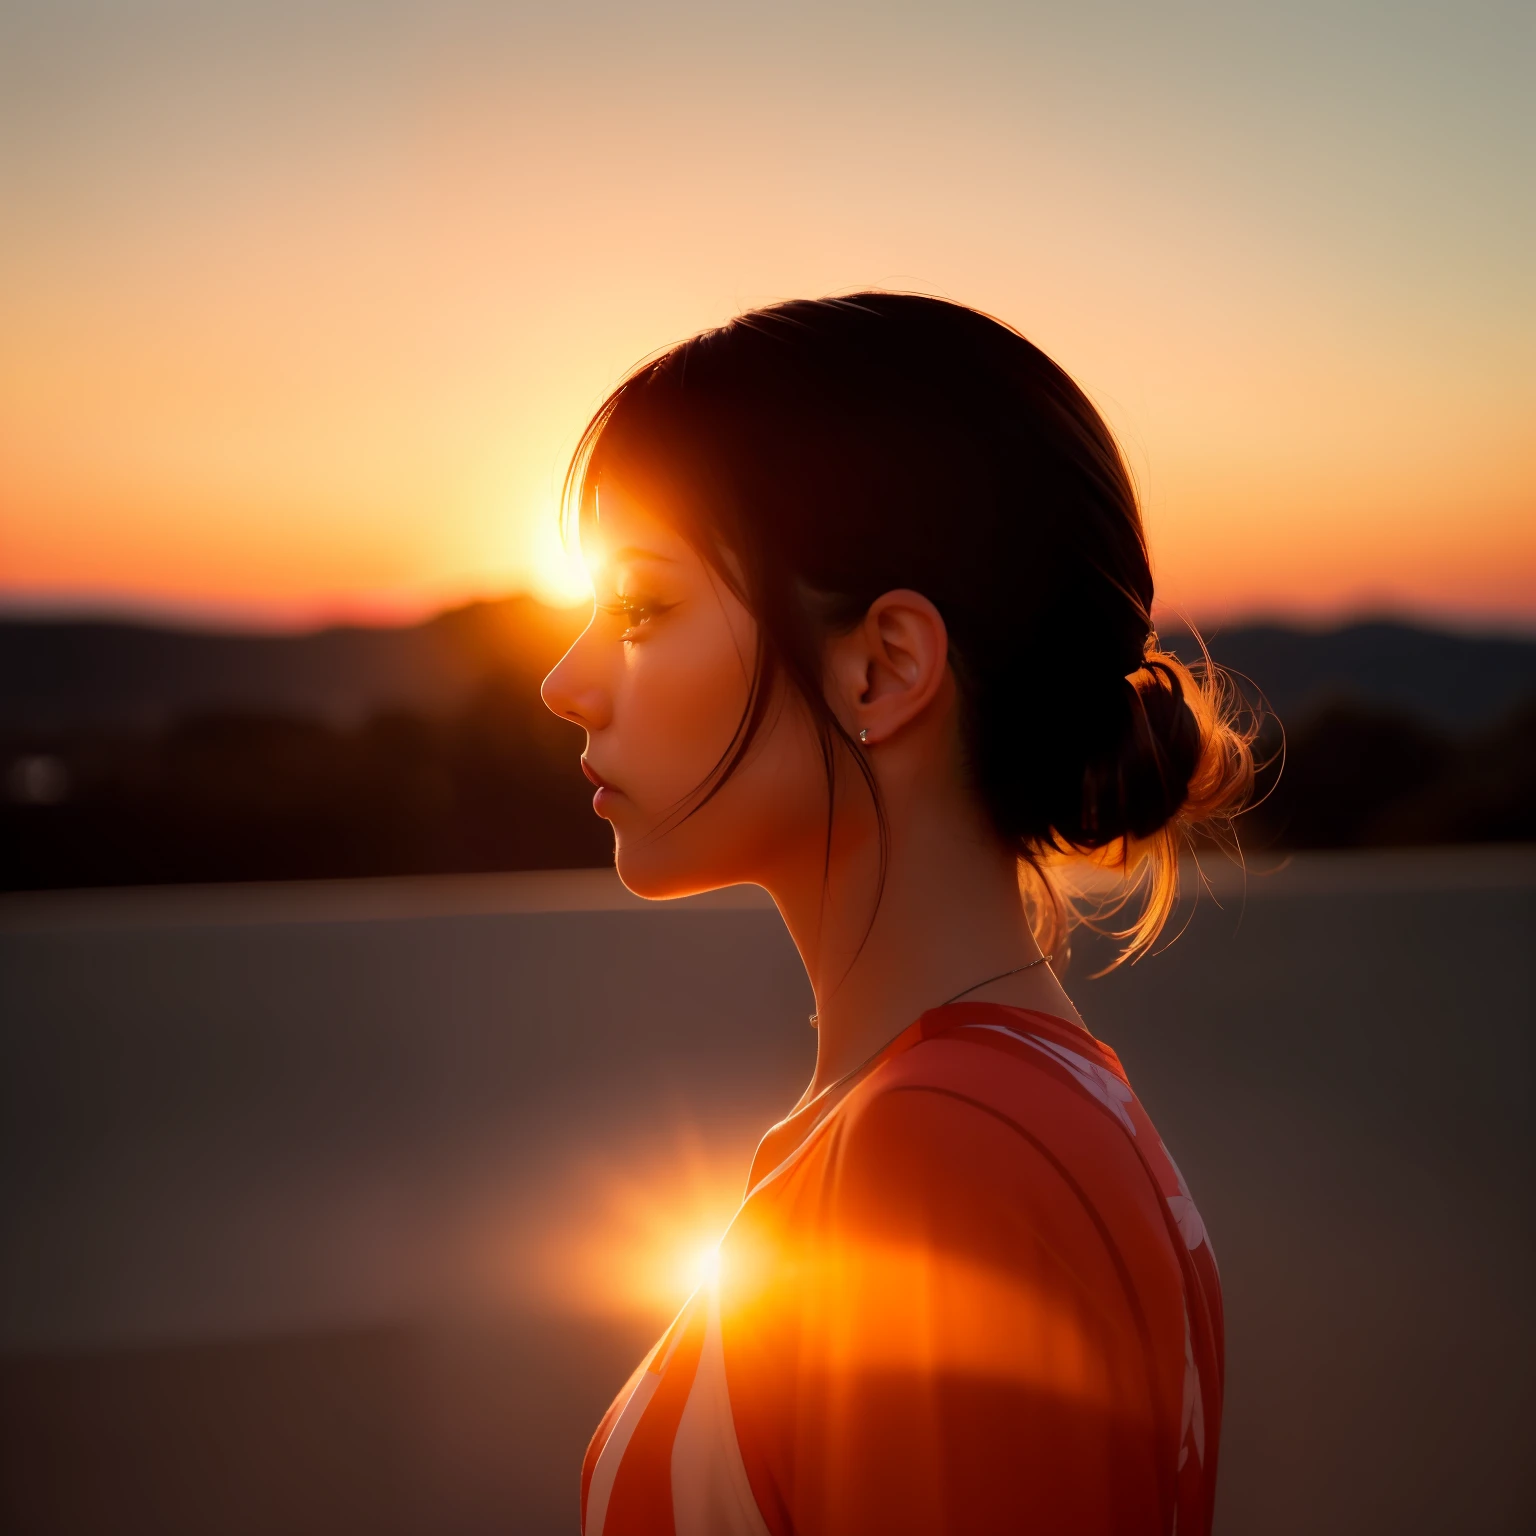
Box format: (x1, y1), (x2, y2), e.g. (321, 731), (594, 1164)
(858, 728), (869, 744)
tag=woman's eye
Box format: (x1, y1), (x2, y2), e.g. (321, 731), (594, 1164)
(600, 597), (668, 636)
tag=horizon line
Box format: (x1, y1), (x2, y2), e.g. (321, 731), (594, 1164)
(1, 587), (1534, 644)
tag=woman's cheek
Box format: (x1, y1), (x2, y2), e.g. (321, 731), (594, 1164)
(627, 633), (749, 805)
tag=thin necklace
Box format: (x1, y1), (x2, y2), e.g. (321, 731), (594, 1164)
(799, 952), (1053, 1115)
(938, 952), (1052, 1007)
(809, 952), (1052, 1029)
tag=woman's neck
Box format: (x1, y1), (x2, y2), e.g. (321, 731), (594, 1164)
(762, 773), (1085, 1103)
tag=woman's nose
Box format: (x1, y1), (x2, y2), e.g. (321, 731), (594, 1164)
(541, 639), (612, 732)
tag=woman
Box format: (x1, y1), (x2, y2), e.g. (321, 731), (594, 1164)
(541, 294), (1253, 1535)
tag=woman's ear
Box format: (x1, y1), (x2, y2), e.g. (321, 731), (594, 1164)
(825, 588), (950, 745)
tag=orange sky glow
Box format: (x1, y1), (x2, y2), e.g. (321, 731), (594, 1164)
(2, 3), (1531, 632)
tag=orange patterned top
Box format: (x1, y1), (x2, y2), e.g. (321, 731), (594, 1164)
(581, 1002), (1222, 1536)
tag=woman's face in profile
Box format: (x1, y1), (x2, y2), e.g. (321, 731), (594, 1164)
(540, 483), (831, 899)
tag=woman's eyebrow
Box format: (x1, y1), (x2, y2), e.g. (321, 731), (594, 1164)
(609, 545), (678, 565)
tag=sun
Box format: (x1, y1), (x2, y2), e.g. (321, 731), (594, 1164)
(526, 503), (593, 606)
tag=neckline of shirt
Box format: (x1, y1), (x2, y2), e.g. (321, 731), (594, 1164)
(745, 1002), (1110, 1200)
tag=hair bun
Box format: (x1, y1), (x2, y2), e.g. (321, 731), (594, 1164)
(1105, 660), (1203, 840)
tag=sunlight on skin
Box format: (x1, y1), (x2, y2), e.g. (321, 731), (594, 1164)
(543, 482), (841, 907)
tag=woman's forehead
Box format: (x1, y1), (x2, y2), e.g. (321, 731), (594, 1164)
(584, 482), (694, 574)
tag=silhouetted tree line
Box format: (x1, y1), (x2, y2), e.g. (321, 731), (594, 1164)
(1, 675), (611, 889)
(1245, 697), (1535, 849)
(3, 606), (1533, 890)
(3, 680), (1532, 891)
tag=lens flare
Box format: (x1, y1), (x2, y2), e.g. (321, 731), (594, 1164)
(692, 1240), (723, 1290)
(499, 1124), (752, 1325)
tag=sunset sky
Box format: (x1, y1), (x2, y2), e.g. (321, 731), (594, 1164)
(1, 1), (1531, 631)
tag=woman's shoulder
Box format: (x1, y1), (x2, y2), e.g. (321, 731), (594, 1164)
(820, 1003), (1194, 1284)
(846, 1002), (1145, 1170)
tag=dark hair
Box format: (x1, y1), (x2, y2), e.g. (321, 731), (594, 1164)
(565, 293), (1256, 965)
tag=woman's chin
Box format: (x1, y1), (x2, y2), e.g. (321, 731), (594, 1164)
(614, 844), (736, 903)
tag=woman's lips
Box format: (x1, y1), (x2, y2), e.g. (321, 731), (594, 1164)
(580, 758), (619, 814)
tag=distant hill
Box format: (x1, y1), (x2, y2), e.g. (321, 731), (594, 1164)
(1156, 620), (1536, 733)
(0, 597), (589, 734)
(3, 604), (1533, 736)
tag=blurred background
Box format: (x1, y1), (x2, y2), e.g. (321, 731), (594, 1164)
(1, 2), (1532, 1533)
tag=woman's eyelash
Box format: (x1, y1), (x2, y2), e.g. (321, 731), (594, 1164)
(599, 597), (670, 632)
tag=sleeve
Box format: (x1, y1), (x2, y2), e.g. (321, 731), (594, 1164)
(727, 1084), (1172, 1536)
